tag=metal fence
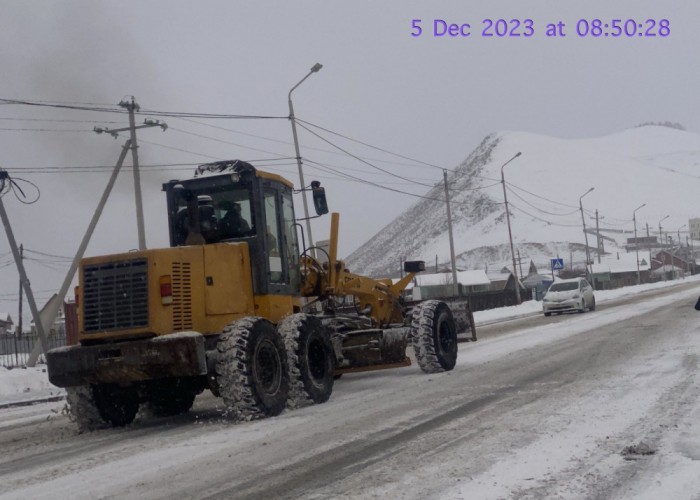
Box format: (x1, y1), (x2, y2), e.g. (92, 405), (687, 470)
(0, 333), (67, 368)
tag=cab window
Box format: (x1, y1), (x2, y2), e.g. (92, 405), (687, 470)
(264, 190), (283, 283)
(281, 191), (300, 291)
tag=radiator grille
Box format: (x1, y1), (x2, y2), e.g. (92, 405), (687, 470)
(83, 258), (148, 333)
(172, 262), (193, 331)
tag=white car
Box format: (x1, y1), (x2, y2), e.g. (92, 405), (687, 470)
(542, 277), (596, 316)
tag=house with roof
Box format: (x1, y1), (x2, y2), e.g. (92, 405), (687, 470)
(590, 252), (652, 289)
(0, 313), (13, 335)
(652, 249), (695, 278)
(409, 269), (525, 310)
(410, 270), (491, 301)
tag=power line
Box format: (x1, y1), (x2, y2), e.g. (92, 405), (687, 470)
(304, 159), (445, 201)
(298, 118), (449, 171)
(506, 185), (580, 217)
(296, 121), (437, 188)
(137, 138), (223, 160)
(508, 202), (582, 228)
(168, 126), (290, 158)
(0, 117), (124, 124)
(164, 115), (456, 170)
(0, 98), (287, 120)
(0, 127), (90, 133)
(23, 248), (72, 260)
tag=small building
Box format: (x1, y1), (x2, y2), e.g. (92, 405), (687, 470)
(591, 253), (652, 289)
(650, 264), (683, 281)
(0, 313), (14, 335)
(690, 218), (700, 241)
(411, 270), (490, 299)
(652, 250), (695, 276)
(521, 273), (554, 301)
(409, 269), (523, 311)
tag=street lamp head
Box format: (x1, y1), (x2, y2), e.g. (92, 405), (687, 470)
(579, 187), (594, 202)
(500, 152), (523, 177)
(310, 63), (323, 73)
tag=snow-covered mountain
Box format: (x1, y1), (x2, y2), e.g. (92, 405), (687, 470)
(345, 126), (700, 277)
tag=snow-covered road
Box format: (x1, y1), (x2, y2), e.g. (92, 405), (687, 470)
(1, 280), (700, 499)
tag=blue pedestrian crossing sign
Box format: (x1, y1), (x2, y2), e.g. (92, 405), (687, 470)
(551, 258), (564, 270)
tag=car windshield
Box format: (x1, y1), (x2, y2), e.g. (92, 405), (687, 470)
(549, 282), (578, 292)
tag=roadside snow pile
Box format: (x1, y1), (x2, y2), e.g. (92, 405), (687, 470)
(0, 364), (63, 407)
(473, 275), (700, 325)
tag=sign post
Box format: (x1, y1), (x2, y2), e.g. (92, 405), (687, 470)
(550, 258), (564, 281)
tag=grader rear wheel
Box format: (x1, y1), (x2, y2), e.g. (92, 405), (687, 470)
(278, 313), (335, 409)
(144, 378), (198, 417)
(215, 317), (289, 420)
(92, 384), (139, 428)
(65, 385), (108, 433)
(411, 300), (458, 373)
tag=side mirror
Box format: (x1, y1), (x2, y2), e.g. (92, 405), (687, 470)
(403, 260), (425, 273)
(311, 181), (329, 215)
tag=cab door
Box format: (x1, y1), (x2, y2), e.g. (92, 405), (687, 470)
(261, 185), (300, 295)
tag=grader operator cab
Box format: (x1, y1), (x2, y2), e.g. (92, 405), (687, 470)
(47, 160), (460, 431)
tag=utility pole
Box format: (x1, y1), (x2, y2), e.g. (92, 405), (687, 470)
(15, 244), (22, 367)
(578, 187), (594, 288)
(123, 97), (145, 250)
(570, 250), (573, 272)
(26, 141), (133, 366)
(289, 63), (323, 257)
(633, 203), (646, 285)
(443, 170), (458, 296)
(500, 152), (523, 304)
(0, 173), (49, 358)
(647, 223), (651, 272)
(658, 215), (669, 280)
(95, 97), (167, 251)
(595, 210), (602, 263)
(517, 248), (524, 278)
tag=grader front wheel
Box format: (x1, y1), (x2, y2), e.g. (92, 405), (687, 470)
(411, 300), (458, 373)
(278, 313), (335, 409)
(65, 385), (108, 432)
(215, 317), (290, 420)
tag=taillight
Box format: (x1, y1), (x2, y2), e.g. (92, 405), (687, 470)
(159, 275), (173, 305)
(74, 285), (80, 308)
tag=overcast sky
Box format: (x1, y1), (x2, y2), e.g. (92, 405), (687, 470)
(0, 0), (697, 321)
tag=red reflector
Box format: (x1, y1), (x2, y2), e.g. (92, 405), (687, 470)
(159, 275), (173, 305)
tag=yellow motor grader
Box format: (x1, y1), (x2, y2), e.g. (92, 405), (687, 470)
(47, 160), (460, 430)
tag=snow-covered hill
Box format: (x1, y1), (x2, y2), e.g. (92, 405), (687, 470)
(345, 126), (700, 277)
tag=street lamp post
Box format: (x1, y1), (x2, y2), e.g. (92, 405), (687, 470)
(678, 224), (687, 277)
(658, 215), (669, 280)
(632, 203), (646, 285)
(500, 152), (523, 304)
(289, 63), (323, 253)
(579, 187), (595, 287)
(677, 224), (686, 248)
